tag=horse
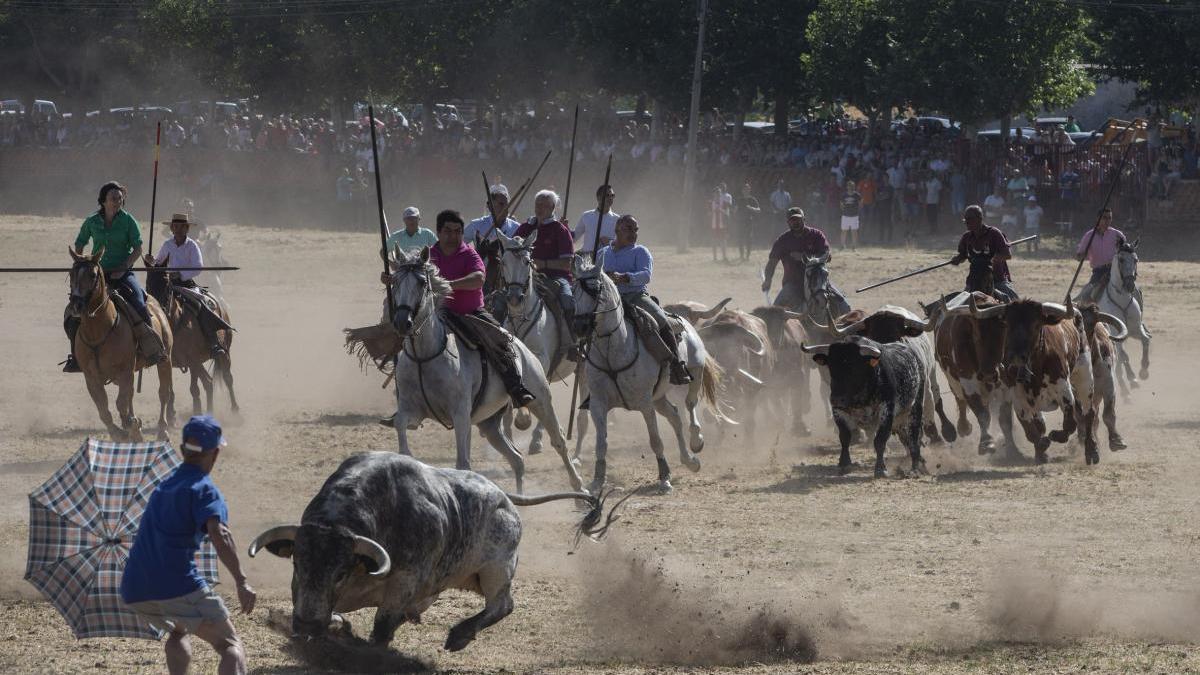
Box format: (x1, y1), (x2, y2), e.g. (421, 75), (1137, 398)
(781, 255), (849, 319)
(145, 262), (239, 415)
(1096, 238), (1150, 389)
(494, 230), (589, 456)
(67, 247), (175, 441)
(571, 253), (725, 494)
(197, 230), (228, 301)
(384, 246), (585, 494)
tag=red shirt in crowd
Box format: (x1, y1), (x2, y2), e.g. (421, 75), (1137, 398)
(430, 242), (485, 315)
(514, 218), (574, 280)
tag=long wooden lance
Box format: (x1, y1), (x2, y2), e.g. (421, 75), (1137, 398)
(137, 121), (162, 393)
(503, 149), (553, 228)
(855, 234), (1039, 293)
(560, 104), (580, 224)
(1064, 119), (1139, 304)
(368, 105), (392, 321)
(567, 153), (615, 440)
(0, 266), (239, 273)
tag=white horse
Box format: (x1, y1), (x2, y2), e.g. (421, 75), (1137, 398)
(1095, 238), (1150, 390)
(495, 230), (590, 455)
(386, 247), (585, 494)
(571, 253), (724, 493)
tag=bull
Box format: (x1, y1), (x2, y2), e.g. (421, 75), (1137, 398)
(248, 452), (612, 651)
(663, 297), (731, 327)
(948, 297), (1097, 464)
(816, 304), (957, 445)
(801, 336), (927, 477)
(696, 310), (770, 439)
(750, 305), (818, 436)
(1078, 304), (1129, 451)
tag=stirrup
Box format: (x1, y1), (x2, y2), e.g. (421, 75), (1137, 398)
(509, 387), (536, 408)
(60, 355), (82, 373)
(669, 361), (693, 385)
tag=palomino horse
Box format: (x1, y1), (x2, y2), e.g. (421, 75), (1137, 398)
(385, 247), (585, 494)
(495, 230), (590, 455)
(571, 253), (725, 494)
(1097, 238), (1151, 390)
(67, 248), (175, 440)
(146, 263), (239, 415)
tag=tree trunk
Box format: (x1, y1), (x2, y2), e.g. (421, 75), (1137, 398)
(773, 93), (789, 136)
(1000, 114), (1012, 147)
(635, 94), (647, 124)
(732, 109), (744, 147)
(650, 98), (661, 142)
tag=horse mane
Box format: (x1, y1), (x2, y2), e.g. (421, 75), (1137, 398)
(421, 261), (454, 309)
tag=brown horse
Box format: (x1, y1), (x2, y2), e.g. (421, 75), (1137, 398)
(146, 262), (239, 415)
(67, 247), (175, 440)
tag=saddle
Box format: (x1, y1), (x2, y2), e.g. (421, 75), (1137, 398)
(171, 284), (234, 331)
(622, 302), (686, 364)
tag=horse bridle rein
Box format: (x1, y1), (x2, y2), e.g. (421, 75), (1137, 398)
(498, 246), (545, 337)
(70, 260), (111, 318)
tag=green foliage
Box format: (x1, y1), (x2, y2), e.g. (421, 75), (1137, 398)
(1093, 1), (1200, 109)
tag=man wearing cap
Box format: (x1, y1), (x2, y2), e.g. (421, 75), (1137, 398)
(121, 415), (254, 675)
(572, 184), (619, 255)
(142, 214), (232, 358)
(762, 207), (850, 315)
(385, 206), (437, 254)
(950, 204), (1018, 301)
(464, 185), (521, 243)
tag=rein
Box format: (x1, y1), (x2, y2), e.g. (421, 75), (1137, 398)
(579, 274), (640, 409)
(501, 254), (545, 340)
(390, 263), (461, 430)
(71, 263), (122, 379)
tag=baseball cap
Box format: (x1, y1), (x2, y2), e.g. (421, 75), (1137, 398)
(787, 207), (805, 219)
(402, 206), (420, 219)
(489, 184), (510, 199)
(181, 415), (227, 453)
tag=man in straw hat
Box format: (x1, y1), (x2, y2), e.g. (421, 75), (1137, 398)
(143, 213), (233, 357)
(121, 415), (255, 675)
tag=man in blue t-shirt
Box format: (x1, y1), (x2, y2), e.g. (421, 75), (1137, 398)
(120, 415), (254, 675)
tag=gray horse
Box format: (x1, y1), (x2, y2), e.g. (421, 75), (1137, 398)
(495, 230), (590, 457)
(571, 253), (725, 493)
(386, 247), (585, 494)
(1095, 239), (1150, 391)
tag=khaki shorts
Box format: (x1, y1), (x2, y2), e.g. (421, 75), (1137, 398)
(127, 587), (230, 634)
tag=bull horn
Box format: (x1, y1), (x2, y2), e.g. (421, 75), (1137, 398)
(784, 310), (808, 322)
(697, 297), (732, 321)
(247, 525), (298, 558)
(968, 294), (1006, 320)
(352, 535), (391, 577)
(740, 327), (766, 356)
(904, 315), (934, 332)
(830, 306), (866, 337)
(1040, 302), (1070, 320)
(799, 342), (830, 355)
(1097, 312), (1128, 341)
(858, 344), (882, 358)
(736, 368), (765, 387)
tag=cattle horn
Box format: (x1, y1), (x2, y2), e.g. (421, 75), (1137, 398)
(904, 315), (935, 333)
(352, 535), (391, 577)
(799, 342), (830, 355)
(697, 297), (732, 321)
(247, 525), (298, 558)
(1097, 312), (1128, 341)
(739, 327), (766, 356)
(830, 306), (866, 337)
(858, 344), (883, 358)
(736, 368), (765, 387)
(1040, 302), (1070, 320)
(968, 294), (1006, 320)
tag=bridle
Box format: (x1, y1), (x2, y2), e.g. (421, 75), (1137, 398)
(576, 271), (640, 409)
(389, 263), (443, 361)
(70, 260), (110, 318)
(575, 273), (622, 338)
(498, 245), (544, 337)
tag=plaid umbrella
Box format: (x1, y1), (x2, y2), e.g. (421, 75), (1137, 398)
(25, 438), (219, 639)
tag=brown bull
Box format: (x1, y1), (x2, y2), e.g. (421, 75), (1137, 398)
(664, 297), (731, 327)
(750, 305), (818, 436)
(697, 310), (770, 440)
(921, 292), (1020, 456)
(951, 296), (1097, 465)
(1078, 304), (1128, 452)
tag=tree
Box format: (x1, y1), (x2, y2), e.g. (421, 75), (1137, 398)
(1093, 0), (1200, 110)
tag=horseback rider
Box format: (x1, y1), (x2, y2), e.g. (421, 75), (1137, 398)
(514, 190), (579, 352)
(572, 184), (619, 256)
(385, 206), (437, 254)
(142, 213), (232, 358)
(1074, 208), (1137, 306)
(380, 209), (536, 407)
(599, 215), (692, 385)
(464, 184), (521, 243)
(63, 181), (167, 372)
(761, 207), (851, 316)
(950, 204), (1019, 302)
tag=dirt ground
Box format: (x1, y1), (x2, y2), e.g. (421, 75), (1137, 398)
(2, 214), (1200, 674)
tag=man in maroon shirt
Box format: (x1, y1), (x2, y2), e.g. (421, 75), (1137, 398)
(950, 205), (1018, 301)
(514, 189), (579, 341)
(762, 207), (850, 315)
(382, 210), (535, 407)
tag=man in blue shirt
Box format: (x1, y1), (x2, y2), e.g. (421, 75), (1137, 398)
(464, 184), (521, 243)
(121, 415), (254, 675)
(600, 215), (691, 384)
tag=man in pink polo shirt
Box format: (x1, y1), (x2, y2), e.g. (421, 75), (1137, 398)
(1075, 208), (1127, 304)
(382, 209), (535, 407)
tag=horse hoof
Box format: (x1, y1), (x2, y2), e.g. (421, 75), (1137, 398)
(957, 422), (973, 438)
(1109, 436), (1127, 451)
(838, 464), (852, 476)
(1049, 430), (1070, 444)
(691, 435), (705, 454)
(1139, 370), (1150, 381)
(528, 442), (543, 455)
(685, 456), (701, 473)
(978, 439), (996, 455)
(873, 466), (887, 479)
(656, 480), (673, 495)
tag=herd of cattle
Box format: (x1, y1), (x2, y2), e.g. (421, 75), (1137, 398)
(669, 291), (1132, 475)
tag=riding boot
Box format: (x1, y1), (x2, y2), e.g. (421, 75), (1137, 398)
(62, 315), (82, 373)
(563, 306), (585, 362)
(499, 366), (536, 408)
(194, 309), (228, 358)
(661, 326), (692, 385)
(133, 320), (168, 365)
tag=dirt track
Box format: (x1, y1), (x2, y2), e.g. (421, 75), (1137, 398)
(2, 215), (1200, 673)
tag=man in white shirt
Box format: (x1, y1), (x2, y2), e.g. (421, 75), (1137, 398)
(573, 184), (619, 255)
(1022, 195), (1043, 252)
(143, 214), (231, 357)
(464, 184), (521, 243)
(769, 180), (792, 214)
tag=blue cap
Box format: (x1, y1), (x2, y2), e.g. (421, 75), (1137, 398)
(181, 415), (227, 453)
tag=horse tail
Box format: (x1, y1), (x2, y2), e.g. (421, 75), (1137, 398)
(700, 354), (735, 423)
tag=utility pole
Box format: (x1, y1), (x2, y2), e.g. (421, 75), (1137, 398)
(680, 0), (708, 253)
